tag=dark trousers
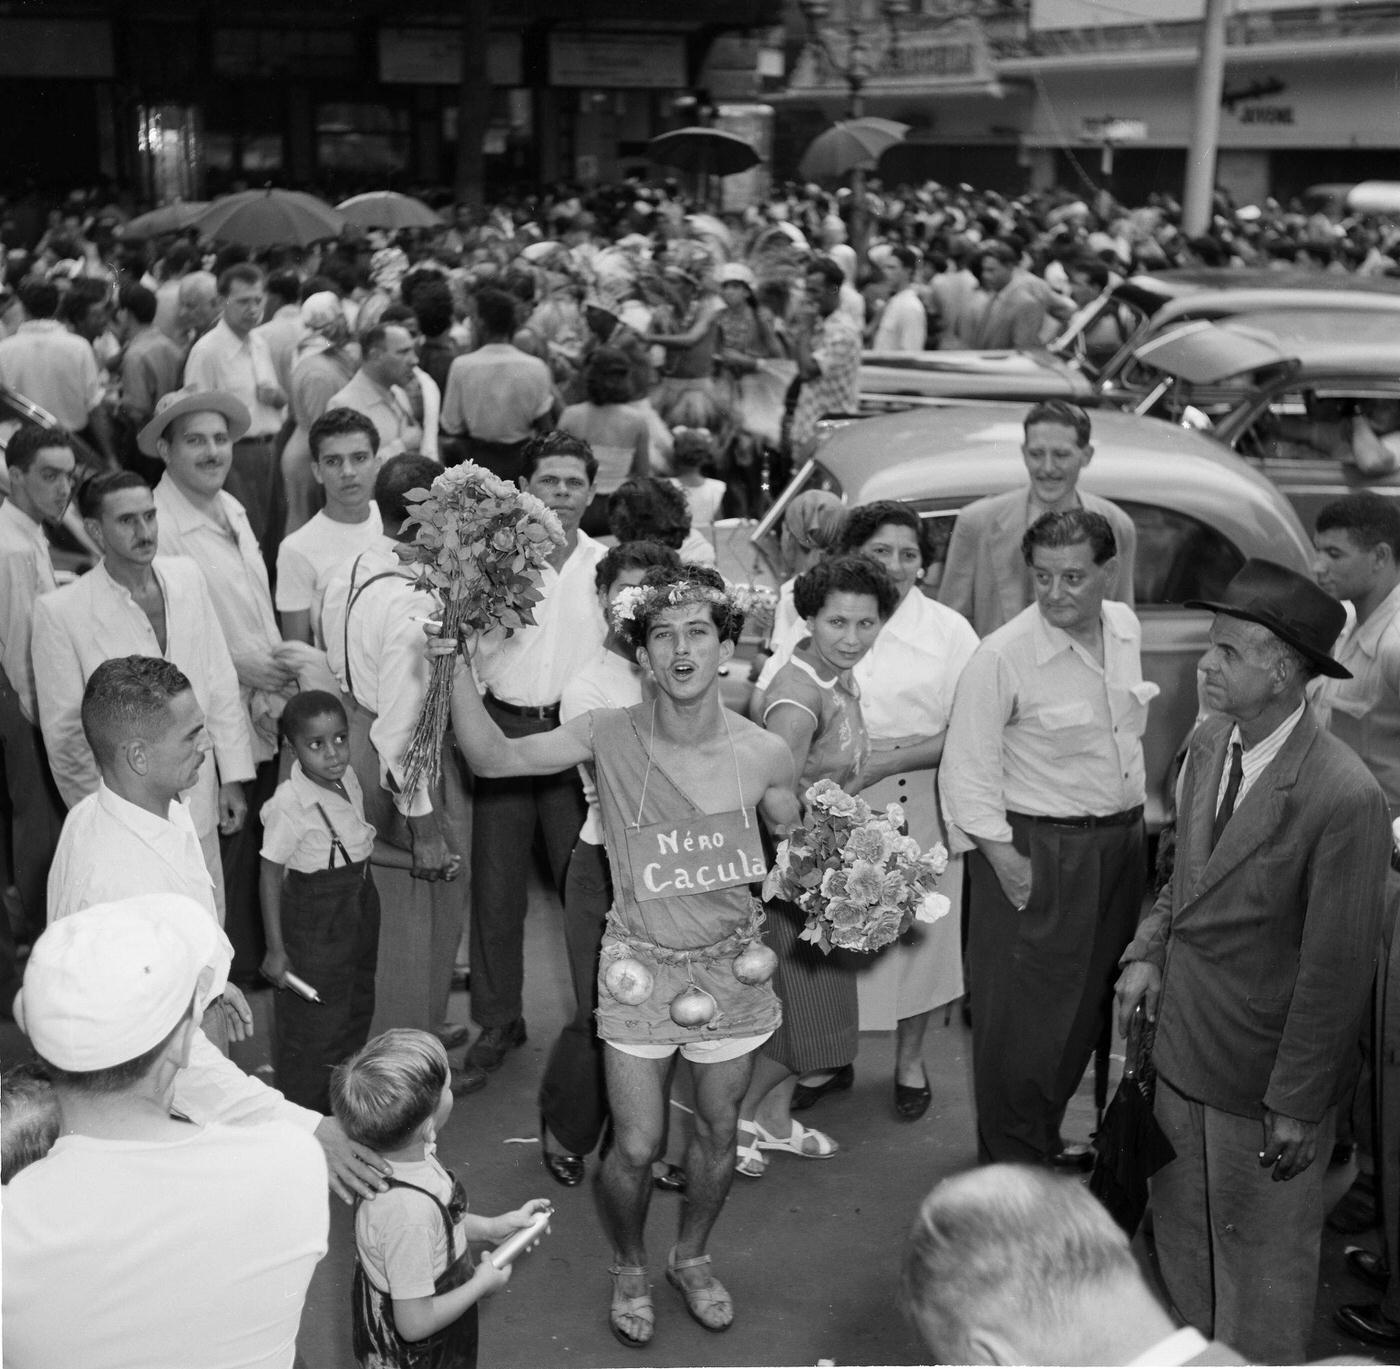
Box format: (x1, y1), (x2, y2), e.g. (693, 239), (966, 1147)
(220, 757), (279, 982)
(0, 666), (63, 939)
(274, 859), (381, 1113)
(538, 839), (611, 1156)
(968, 813), (1145, 1164)
(468, 698), (584, 1029)
(225, 435), (284, 575)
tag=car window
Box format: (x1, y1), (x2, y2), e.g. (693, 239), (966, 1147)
(1233, 387), (1400, 464)
(917, 501), (1242, 606)
(1117, 500), (1244, 605)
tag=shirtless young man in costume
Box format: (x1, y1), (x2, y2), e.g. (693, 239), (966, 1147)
(440, 566), (798, 1348)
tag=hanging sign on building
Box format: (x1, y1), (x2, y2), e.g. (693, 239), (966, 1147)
(379, 28), (522, 86)
(789, 17), (993, 94)
(549, 33), (686, 89)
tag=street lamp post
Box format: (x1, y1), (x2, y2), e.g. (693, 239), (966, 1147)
(797, 0), (911, 263)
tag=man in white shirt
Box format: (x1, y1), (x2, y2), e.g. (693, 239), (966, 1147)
(31, 471), (255, 921)
(1312, 495), (1400, 1351)
(902, 1164), (1231, 1366)
(41, 657), (394, 1201)
(440, 288), (555, 481)
(183, 264), (286, 550)
(0, 277), (117, 467)
(465, 431), (606, 1091)
(4, 894), (329, 1369)
(145, 387), (317, 974)
(943, 509), (1150, 1171)
(0, 425), (74, 943)
(322, 454), (465, 1045)
(871, 246), (928, 353)
(277, 406), (384, 646)
(327, 323), (423, 463)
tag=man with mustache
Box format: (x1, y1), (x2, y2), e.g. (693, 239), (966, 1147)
(31, 469), (254, 931)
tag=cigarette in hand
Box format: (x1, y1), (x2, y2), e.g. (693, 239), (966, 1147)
(284, 972), (323, 1004)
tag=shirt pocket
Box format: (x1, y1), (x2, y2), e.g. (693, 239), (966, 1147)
(1033, 699), (1100, 757)
(1118, 680), (1160, 739)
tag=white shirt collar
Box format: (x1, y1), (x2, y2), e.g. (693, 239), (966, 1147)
(1125, 1326), (1210, 1366)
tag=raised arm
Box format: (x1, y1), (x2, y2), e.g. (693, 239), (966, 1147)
(446, 653), (594, 776)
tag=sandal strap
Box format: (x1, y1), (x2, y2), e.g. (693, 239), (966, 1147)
(610, 1264), (648, 1278)
(669, 1252), (713, 1272)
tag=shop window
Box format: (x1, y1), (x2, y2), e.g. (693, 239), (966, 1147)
(206, 132), (284, 179)
(317, 103), (409, 180)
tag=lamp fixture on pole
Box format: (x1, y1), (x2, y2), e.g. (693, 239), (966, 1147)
(796, 0), (912, 260)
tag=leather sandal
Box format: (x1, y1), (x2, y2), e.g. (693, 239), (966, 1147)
(608, 1264), (654, 1348)
(666, 1247), (733, 1332)
(735, 1119), (767, 1178)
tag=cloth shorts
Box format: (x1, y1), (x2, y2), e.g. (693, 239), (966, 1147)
(606, 1030), (774, 1064)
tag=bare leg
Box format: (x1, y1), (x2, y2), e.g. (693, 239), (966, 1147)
(674, 1048), (756, 1266)
(737, 1053), (795, 1137)
(895, 1010), (933, 1089)
(598, 1046), (669, 1272)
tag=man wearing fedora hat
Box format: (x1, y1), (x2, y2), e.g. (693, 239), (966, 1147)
(2, 894), (329, 1369)
(1116, 558), (1391, 1364)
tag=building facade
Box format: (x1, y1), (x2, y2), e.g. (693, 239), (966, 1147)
(0, 1), (781, 203)
(774, 0), (1400, 206)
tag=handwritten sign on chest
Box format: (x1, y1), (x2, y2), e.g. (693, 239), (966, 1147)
(623, 809), (767, 903)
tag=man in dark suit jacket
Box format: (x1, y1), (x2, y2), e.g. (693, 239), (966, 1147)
(1117, 559), (1391, 1365)
(938, 400), (1137, 638)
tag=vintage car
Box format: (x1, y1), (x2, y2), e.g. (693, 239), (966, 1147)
(753, 401), (1314, 831)
(1117, 308), (1400, 532)
(858, 269), (1400, 414)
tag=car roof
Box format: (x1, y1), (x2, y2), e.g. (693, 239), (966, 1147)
(859, 348), (1091, 400)
(1134, 309), (1400, 383)
(809, 402), (1311, 566)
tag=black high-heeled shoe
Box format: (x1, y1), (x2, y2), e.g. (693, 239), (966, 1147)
(539, 1112), (586, 1187)
(791, 1063), (854, 1112)
(894, 1071), (932, 1122)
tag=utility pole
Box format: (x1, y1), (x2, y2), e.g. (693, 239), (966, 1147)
(1182, 0), (1228, 236)
(454, 0), (490, 216)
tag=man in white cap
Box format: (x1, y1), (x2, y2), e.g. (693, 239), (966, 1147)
(2, 894), (329, 1369)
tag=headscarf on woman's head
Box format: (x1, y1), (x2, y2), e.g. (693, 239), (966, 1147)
(783, 490), (846, 553)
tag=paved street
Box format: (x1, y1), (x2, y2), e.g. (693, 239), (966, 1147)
(1, 868), (1382, 1366)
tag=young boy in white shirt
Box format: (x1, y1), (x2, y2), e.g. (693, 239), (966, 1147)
(277, 408), (384, 646)
(260, 691), (412, 1111)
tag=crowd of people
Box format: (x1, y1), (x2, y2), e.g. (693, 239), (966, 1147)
(2, 174), (1400, 1369)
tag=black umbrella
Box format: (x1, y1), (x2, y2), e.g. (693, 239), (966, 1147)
(1090, 1004), (1175, 1236)
(648, 128), (761, 178)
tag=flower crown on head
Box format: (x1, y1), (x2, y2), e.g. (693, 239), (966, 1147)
(609, 578), (757, 645)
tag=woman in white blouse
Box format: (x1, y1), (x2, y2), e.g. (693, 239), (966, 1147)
(759, 500), (979, 1120)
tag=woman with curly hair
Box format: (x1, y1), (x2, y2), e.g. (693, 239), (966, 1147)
(736, 553), (899, 1177)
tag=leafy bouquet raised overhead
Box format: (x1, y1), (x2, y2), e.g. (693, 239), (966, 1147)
(762, 778), (951, 954)
(398, 462), (564, 791)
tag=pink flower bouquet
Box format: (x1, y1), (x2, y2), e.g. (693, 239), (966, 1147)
(398, 462), (564, 791)
(762, 777), (951, 954)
